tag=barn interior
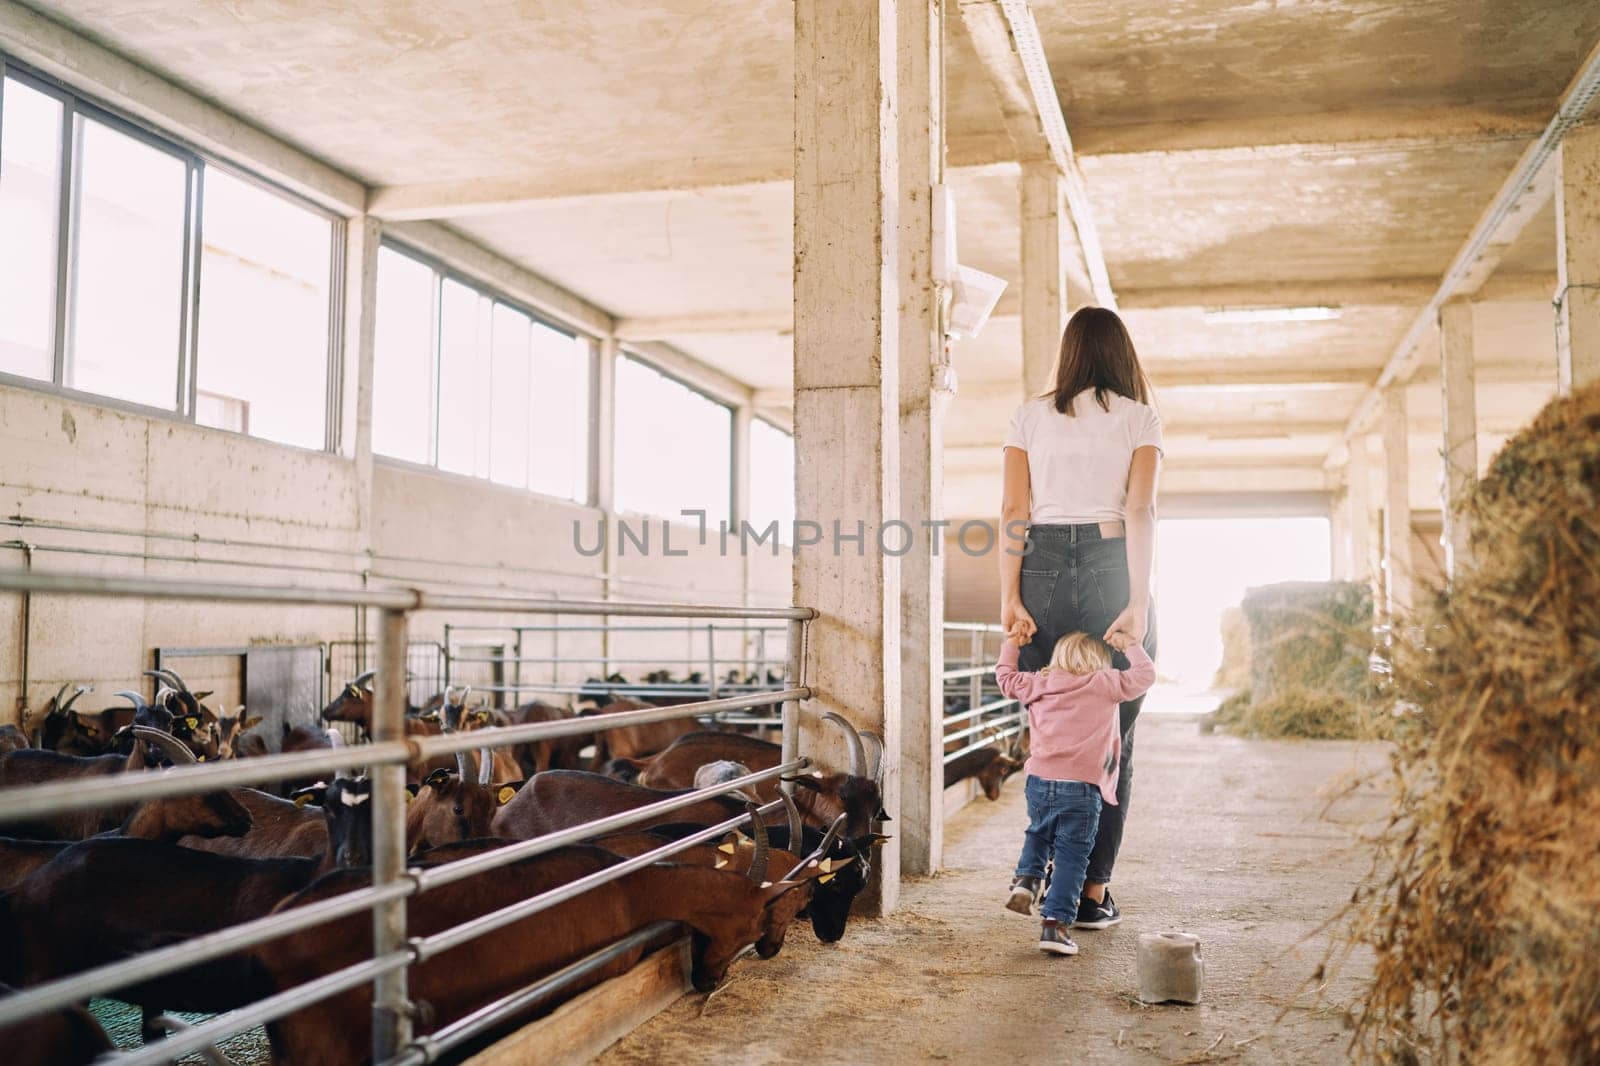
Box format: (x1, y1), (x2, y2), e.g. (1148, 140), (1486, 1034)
(1, 1), (1598, 1063)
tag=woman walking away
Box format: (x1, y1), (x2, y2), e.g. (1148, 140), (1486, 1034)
(996, 629), (1155, 954)
(997, 305), (1162, 930)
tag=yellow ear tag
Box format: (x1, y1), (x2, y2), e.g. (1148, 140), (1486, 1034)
(818, 873), (836, 884)
(197, 755), (206, 762)
(714, 858), (728, 869)
(819, 858), (833, 873)
(294, 793), (313, 808)
(717, 842), (736, 854)
(497, 786), (515, 805)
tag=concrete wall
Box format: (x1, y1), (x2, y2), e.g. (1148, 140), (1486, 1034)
(0, 386), (788, 730)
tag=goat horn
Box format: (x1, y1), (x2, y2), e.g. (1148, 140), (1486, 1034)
(50, 682), (71, 712)
(455, 750), (470, 780)
(147, 665), (188, 688)
(153, 686), (178, 709)
(860, 729), (885, 786)
(61, 684), (92, 713)
(477, 746), (493, 786)
(744, 802), (770, 885)
(821, 712), (866, 778)
(780, 787), (804, 849)
(128, 725), (196, 765)
(782, 812), (849, 882)
(144, 669), (189, 693)
(458, 685), (472, 706)
(351, 670), (376, 689)
(114, 690), (148, 709)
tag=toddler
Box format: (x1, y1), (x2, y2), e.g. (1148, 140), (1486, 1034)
(994, 630), (1154, 955)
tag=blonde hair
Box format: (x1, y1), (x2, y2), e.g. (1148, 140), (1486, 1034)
(1042, 632), (1113, 676)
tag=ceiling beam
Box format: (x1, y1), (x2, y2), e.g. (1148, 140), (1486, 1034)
(368, 167), (790, 222)
(1329, 35), (1600, 467)
(1119, 273), (1557, 311)
(955, 0), (1115, 307)
(615, 311), (793, 340)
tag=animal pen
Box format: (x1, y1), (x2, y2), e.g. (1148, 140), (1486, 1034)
(0, 567), (818, 1064)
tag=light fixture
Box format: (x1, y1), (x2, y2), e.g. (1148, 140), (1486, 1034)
(1202, 306), (1343, 324)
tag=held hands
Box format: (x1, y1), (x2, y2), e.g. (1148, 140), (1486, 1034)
(1001, 598), (1037, 647)
(1103, 602), (1147, 653)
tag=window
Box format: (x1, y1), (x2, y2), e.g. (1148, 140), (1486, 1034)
(66, 114), (190, 410)
(195, 167), (334, 449)
(748, 418), (795, 536)
(614, 356), (733, 526)
(370, 243), (593, 504)
(0, 63), (338, 447)
(0, 76), (62, 381)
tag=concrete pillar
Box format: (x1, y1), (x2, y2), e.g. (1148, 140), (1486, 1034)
(1556, 125), (1600, 394)
(731, 403), (753, 528)
(1020, 162), (1071, 397)
(1438, 300), (1477, 576)
(1347, 435), (1375, 586)
(592, 337), (618, 513)
(343, 216), (382, 536)
(794, 0), (902, 912)
(896, 0), (945, 879)
(1381, 389), (1412, 617)
(1329, 490), (1350, 581)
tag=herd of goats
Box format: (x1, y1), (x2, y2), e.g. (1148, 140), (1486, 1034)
(0, 667), (1028, 1064)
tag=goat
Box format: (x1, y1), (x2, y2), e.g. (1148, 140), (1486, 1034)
(320, 672), (456, 784)
(943, 739), (1024, 801)
(491, 770), (750, 840)
(439, 687), (521, 783)
(0, 777), (375, 1021)
(0, 725), (241, 840)
(0, 725), (27, 754)
(0, 982), (113, 1066)
(252, 836), (838, 1064)
(579, 695), (699, 768)
(619, 717), (888, 838)
(177, 785), (338, 862)
(33, 683), (96, 753)
(0, 783), (253, 891)
(404, 749), (520, 855)
(145, 669), (224, 761)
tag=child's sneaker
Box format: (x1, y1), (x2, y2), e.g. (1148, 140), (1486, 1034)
(1038, 918), (1079, 956)
(1005, 875), (1042, 915)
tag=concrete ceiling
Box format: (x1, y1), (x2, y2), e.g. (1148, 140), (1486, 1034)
(17, 0), (1596, 515)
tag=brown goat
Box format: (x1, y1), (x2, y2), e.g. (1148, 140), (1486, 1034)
(0, 727), (239, 840)
(0, 982), (113, 1066)
(943, 743), (1024, 801)
(491, 771), (749, 840)
(581, 696), (699, 767)
(404, 753), (521, 855)
(254, 844), (832, 1064)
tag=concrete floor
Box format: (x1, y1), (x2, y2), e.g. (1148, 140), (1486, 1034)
(600, 715), (1389, 1065)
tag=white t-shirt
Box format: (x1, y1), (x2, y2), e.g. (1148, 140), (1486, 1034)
(1003, 390), (1164, 524)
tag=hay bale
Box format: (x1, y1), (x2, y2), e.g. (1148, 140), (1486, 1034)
(1204, 581), (1380, 739)
(1344, 382), (1600, 1064)
(1212, 605), (1252, 691)
(1242, 580), (1374, 705)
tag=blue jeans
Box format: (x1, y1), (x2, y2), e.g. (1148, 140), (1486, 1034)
(1017, 523), (1157, 886)
(1014, 776), (1102, 922)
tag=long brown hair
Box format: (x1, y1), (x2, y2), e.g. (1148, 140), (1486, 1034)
(1048, 306), (1151, 415)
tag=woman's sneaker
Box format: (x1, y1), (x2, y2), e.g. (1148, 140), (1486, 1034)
(1038, 918), (1079, 956)
(1074, 889), (1123, 929)
(1006, 875), (1042, 915)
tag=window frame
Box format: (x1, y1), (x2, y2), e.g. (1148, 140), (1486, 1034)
(0, 54), (346, 453)
(613, 351), (737, 527)
(374, 237), (597, 507)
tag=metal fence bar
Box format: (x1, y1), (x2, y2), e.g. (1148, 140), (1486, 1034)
(409, 767), (801, 894)
(943, 722), (1026, 765)
(105, 952), (414, 1066)
(0, 881), (411, 1028)
(413, 799), (798, 960)
(941, 697), (1021, 726)
(387, 921), (679, 1066)
(941, 665), (990, 681)
(944, 714), (1026, 746)
(371, 605), (413, 1060)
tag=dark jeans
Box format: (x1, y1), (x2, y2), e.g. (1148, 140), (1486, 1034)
(1016, 523), (1157, 886)
(1014, 776), (1101, 922)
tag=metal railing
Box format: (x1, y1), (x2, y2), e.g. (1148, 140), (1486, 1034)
(0, 567), (815, 1064)
(941, 622), (1025, 765)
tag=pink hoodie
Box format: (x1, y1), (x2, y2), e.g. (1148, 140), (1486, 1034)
(993, 641), (1155, 804)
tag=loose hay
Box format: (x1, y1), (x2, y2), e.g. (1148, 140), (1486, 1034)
(1340, 381), (1600, 1064)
